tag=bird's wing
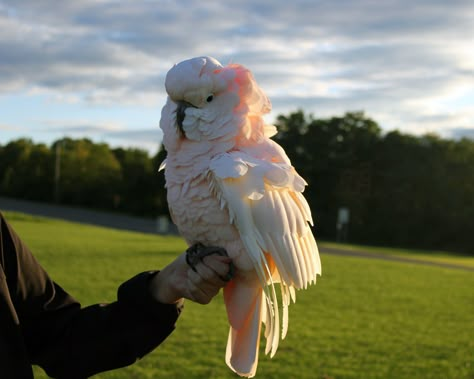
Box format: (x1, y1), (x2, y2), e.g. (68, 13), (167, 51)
(209, 149), (321, 355)
(209, 149), (321, 288)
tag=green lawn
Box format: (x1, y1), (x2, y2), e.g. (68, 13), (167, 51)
(319, 241), (474, 269)
(4, 211), (474, 379)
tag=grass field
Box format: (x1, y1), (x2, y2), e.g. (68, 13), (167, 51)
(319, 241), (474, 269)
(4, 211), (474, 379)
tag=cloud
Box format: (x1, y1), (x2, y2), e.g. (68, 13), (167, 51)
(103, 128), (163, 154)
(35, 119), (162, 153)
(103, 128), (162, 142)
(0, 0), (472, 142)
(42, 118), (122, 132)
(41, 121), (160, 141)
(449, 128), (474, 140)
(0, 123), (24, 131)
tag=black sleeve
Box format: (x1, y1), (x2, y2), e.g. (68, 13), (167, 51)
(0, 212), (183, 379)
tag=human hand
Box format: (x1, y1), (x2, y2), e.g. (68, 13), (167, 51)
(149, 250), (233, 305)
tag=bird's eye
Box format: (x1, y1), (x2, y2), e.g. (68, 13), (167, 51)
(206, 94), (214, 103)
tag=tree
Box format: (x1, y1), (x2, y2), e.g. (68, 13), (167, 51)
(113, 147), (160, 216)
(274, 111), (381, 241)
(53, 138), (122, 208)
(0, 139), (54, 201)
(151, 147), (171, 217)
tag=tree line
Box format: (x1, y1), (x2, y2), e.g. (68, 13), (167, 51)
(1, 111), (472, 254)
(0, 137), (169, 217)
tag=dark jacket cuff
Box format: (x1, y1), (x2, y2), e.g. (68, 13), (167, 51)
(117, 271), (184, 321)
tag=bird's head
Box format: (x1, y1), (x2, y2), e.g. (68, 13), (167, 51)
(165, 56), (228, 140)
(162, 56), (271, 143)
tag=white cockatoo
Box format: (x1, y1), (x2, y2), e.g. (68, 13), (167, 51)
(159, 56), (321, 377)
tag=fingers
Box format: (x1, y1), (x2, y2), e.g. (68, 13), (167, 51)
(202, 255), (233, 280)
(187, 268), (220, 304)
(186, 255), (233, 304)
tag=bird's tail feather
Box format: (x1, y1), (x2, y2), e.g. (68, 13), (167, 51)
(224, 281), (263, 378)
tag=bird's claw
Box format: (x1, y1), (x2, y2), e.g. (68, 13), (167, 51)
(185, 242), (235, 281)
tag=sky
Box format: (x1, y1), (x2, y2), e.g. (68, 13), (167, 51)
(0, 0), (473, 155)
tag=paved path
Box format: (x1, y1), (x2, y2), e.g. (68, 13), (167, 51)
(1, 196), (472, 272)
(0, 196), (167, 234)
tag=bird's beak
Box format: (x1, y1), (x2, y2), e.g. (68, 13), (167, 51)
(176, 100), (195, 137)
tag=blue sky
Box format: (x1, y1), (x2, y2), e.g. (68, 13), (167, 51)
(0, 0), (473, 154)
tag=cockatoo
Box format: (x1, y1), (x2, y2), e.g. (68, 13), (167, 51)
(159, 56), (321, 377)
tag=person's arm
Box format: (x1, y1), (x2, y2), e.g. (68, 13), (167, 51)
(26, 271), (184, 379)
(0, 213), (231, 378)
